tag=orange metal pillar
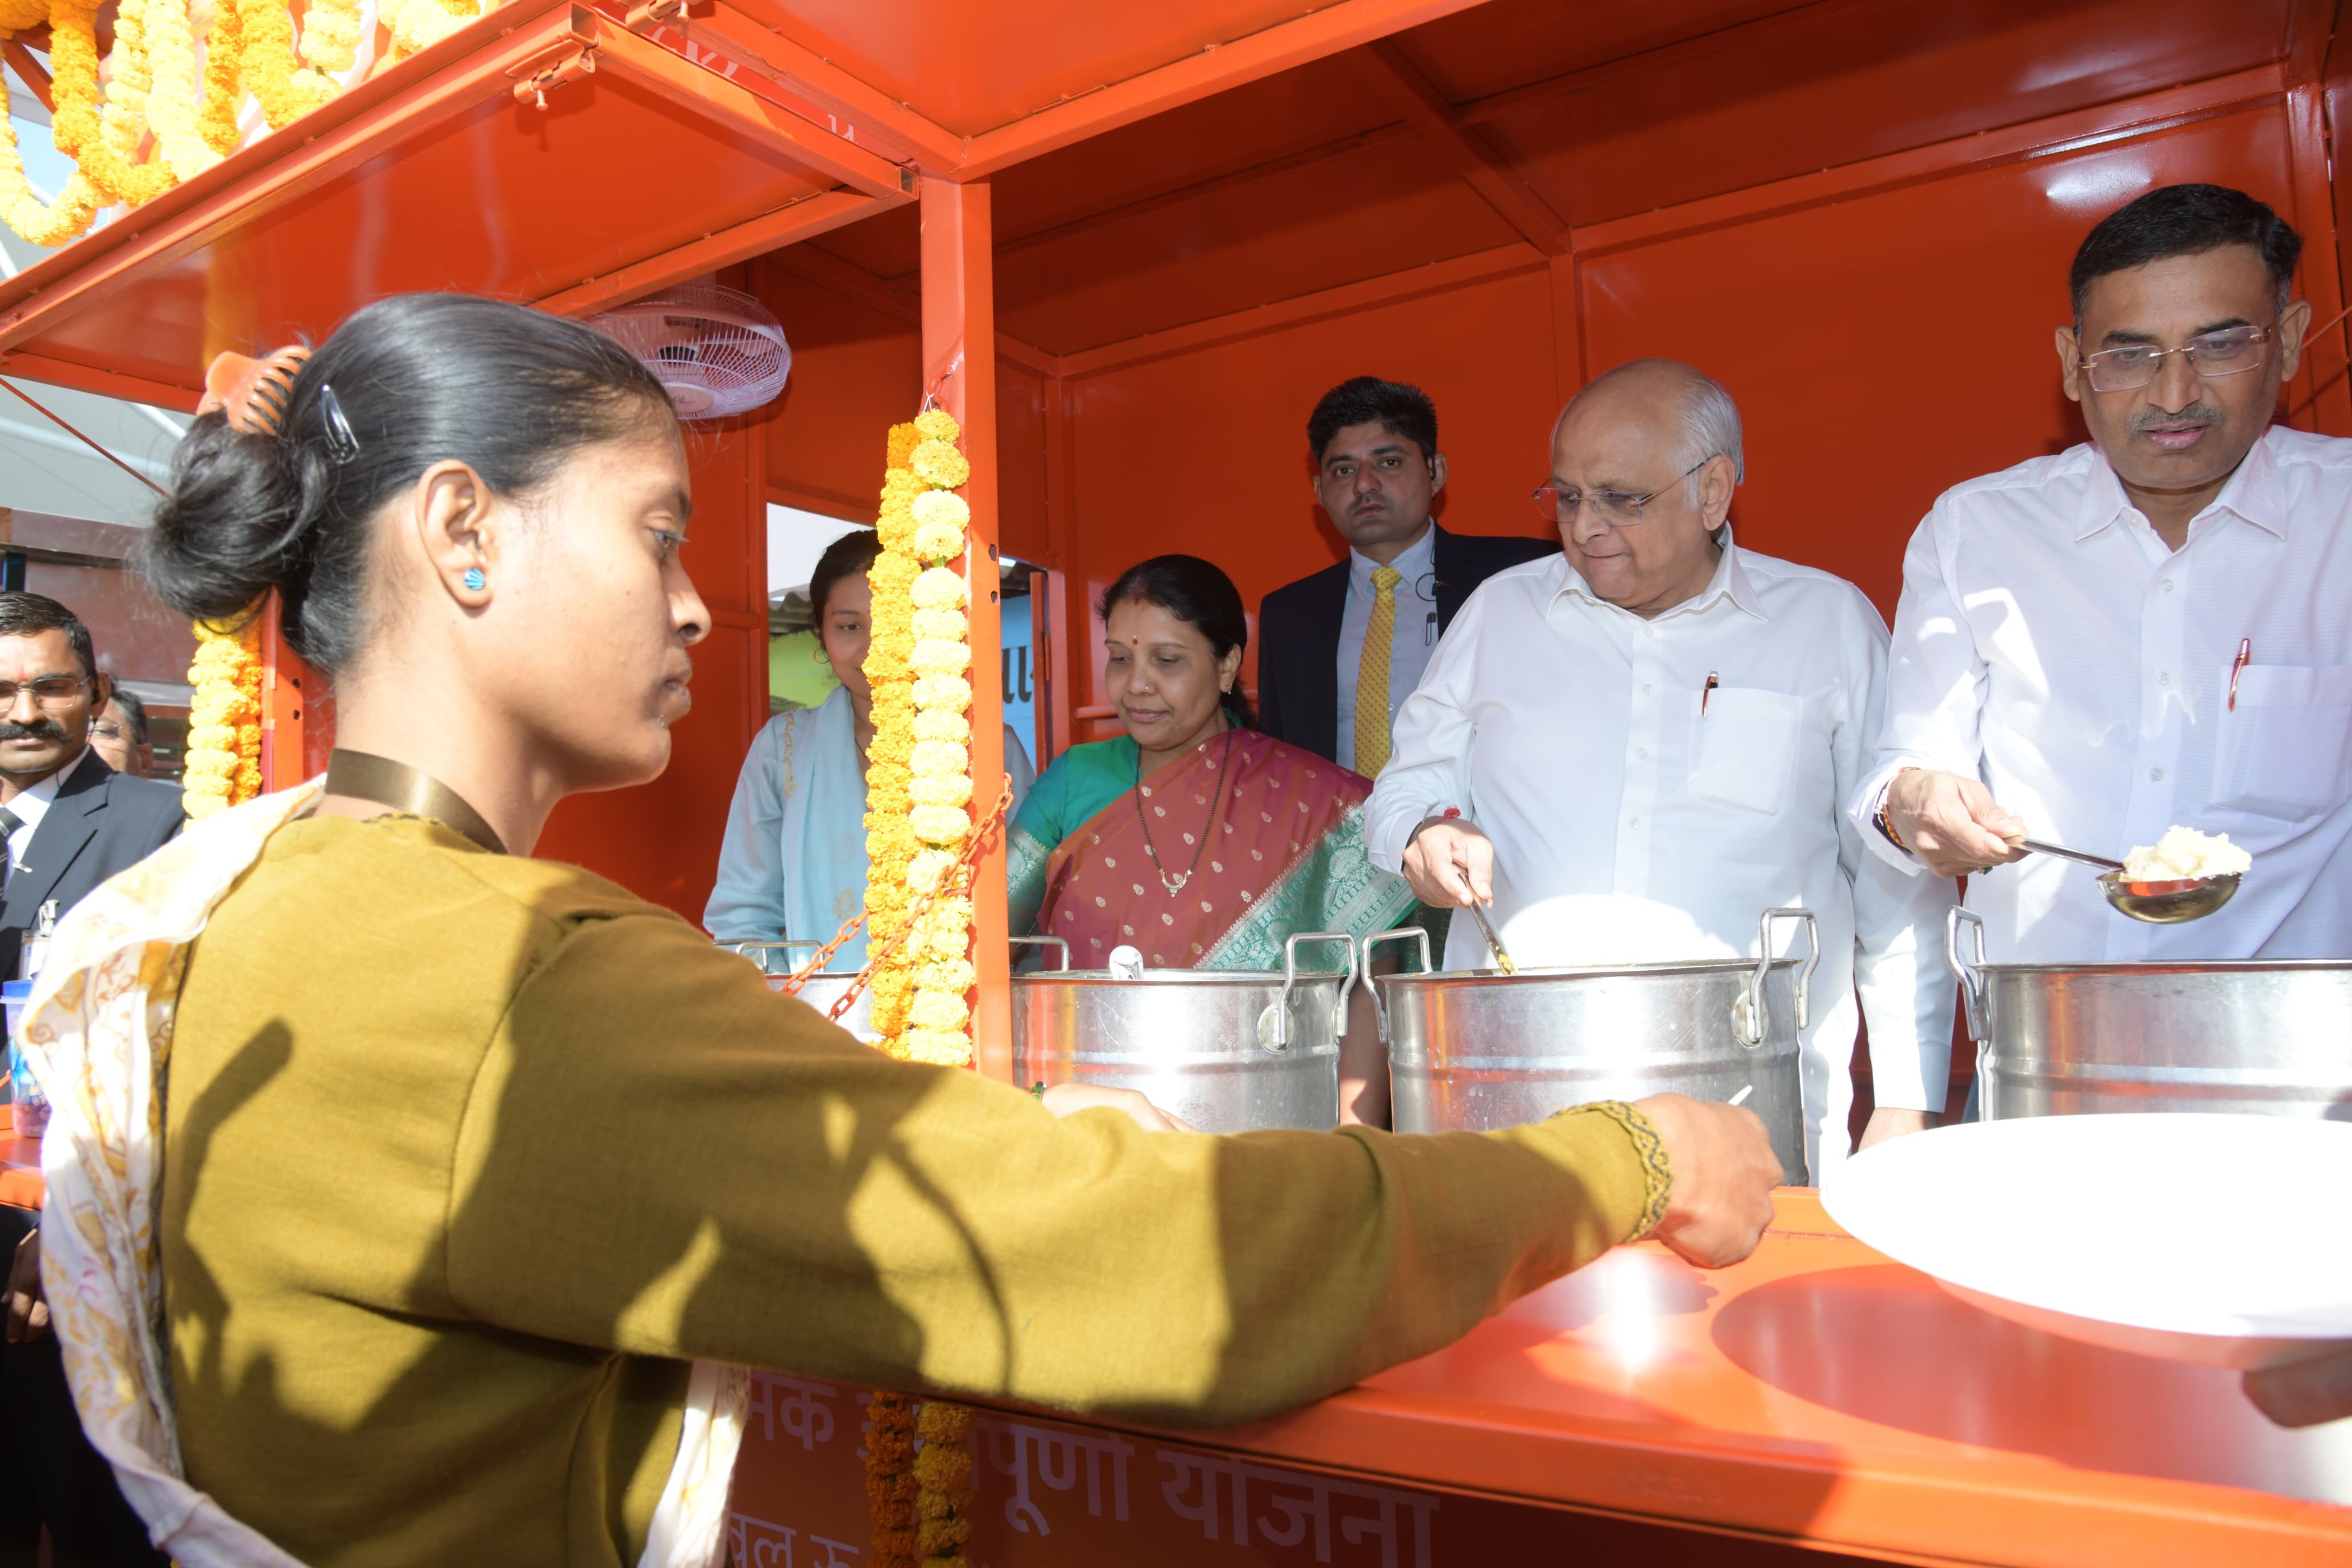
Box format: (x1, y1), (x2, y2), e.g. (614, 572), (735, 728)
(924, 179), (1013, 1084)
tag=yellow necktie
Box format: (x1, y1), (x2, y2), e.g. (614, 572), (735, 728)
(1353, 566), (1403, 777)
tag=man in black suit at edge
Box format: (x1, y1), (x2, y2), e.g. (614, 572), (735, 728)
(1257, 378), (1557, 772)
(0, 591), (180, 1567)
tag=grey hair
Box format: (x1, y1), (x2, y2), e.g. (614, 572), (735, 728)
(1554, 358), (1746, 505)
(1672, 369), (1745, 502)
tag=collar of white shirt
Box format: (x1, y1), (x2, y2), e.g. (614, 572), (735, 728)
(5, 748), (90, 839)
(1548, 526), (1767, 622)
(1348, 523), (1437, 598)
(2073, 425), (2289, 544)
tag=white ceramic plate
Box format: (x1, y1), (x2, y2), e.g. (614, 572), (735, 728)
(1822, 1114), (2352, 1369)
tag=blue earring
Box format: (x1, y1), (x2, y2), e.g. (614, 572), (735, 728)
(463, 567), (486, 592)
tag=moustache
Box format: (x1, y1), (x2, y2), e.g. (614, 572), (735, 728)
(2132, 402), (2223, 431)
(0, 721), (69, 744)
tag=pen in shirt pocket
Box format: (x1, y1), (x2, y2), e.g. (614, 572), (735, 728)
(2229, 638), (2252, 711)
(1701, 672), (1720, 717)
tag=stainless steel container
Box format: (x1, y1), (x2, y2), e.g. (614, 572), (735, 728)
(724, 940), (876, 1042)
(1373, 908), (1817, 1184)
(1009, 932), (1353, 1133)
(1947, 907), (2352, 1120)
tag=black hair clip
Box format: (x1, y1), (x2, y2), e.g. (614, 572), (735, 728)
(318, 384), (362, 466)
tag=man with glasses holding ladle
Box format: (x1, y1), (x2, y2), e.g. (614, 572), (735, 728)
(1857, 184), (2352, 973)
(1367, 359), (1956, 1180)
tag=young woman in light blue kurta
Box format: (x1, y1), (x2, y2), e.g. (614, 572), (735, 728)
(707, 529), (1032, 964)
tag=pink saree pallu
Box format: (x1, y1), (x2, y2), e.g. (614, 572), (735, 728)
(1008, 730), (1414, 972)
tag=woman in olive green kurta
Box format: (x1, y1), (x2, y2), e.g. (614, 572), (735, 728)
(42, 294), (1774, 1566)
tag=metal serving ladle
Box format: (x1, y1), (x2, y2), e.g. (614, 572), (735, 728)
(2017, 838), (2243, 926)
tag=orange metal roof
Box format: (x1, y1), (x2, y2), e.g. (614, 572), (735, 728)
(0, 0), (2319, 392)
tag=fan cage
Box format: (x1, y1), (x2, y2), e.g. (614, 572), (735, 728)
(587, 283), (792, 419)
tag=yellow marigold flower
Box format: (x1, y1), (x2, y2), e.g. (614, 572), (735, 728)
(910, 440), (970, 489)
(907, 847), (959, 894)
(912, 408), (961, 444)
(876, 502), (917, 551)
(887, 422), (923, 470)
(872, 551), (920, 590)
(915, 1515), (973, 1558)
(916, 958), (977, 993)
(902, 1029), (971, 1067)
(908, 773), (973, 810)
(910, 638), (970, 677)
(909, 738), (969, 777)
(911, 607), (967, 643)
(911, 709), (967, 745)
(912, 520), (965, 562)
(912, 675), (973, 714)
(910, 804), (971, 844)
(881, 469), (926, 506)
(187, 723), (237, 753)
(910, 567), (964, 610)
(908, 990), (969, 1031)
(911, 489), (969, 532)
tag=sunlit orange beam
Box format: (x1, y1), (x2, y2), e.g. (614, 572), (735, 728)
(534, 188), (883, 316)
(2, 40), (53, 113)
(953, 0), (1495, 178)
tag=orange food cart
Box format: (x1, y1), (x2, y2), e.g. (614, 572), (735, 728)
(2, 0), (2349, 1561)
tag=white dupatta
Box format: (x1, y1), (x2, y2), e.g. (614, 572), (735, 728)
(21, 781), (746, 1567)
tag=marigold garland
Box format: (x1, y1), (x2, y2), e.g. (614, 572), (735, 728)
(865, 1392), (919, 1568)
(184, 618), (262, 818)
(858, 406), (983, 1567)
(237, 0), (337, 129)
(0, 0), (458, 243)
(0, 0), (102, 246)
(196, 0), (244, 153)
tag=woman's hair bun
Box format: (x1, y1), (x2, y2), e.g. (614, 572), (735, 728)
(138, 293), (675, 671)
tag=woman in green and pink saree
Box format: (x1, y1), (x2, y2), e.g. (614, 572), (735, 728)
(1008, 556), (1417, 1124)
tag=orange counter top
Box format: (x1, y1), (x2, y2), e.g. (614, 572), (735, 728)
(0, 1130), (39, 1210)
(729, 1190), (2352, 1567)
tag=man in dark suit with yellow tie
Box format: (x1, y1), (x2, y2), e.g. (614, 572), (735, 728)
(1256, 378), (1557, 776)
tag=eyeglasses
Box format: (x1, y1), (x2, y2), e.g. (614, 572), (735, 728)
(0, 676), (90, 710)
(91, 721), (129, 741)
(1533, 459), (1709, 527)
(2079, 325), (2273, 393)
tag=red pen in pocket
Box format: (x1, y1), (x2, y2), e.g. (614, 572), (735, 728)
(1701, 672), (1720, 717)
(2229, 638), (2252, 711)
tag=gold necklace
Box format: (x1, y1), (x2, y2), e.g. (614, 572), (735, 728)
(1134, 727), (1235, 896)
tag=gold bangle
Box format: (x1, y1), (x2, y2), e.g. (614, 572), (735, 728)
(1575, 1101), (1674, 1241)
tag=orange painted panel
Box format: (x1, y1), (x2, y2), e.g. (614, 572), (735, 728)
(1577, 106), (2297, 617)
(997, 132), (1522, 355)
(1479, 0), (2289, 229)
(998, 362), (1053, 566)
(9, 68), (841, 394)
(989, 55), (1396, 249)
(759, 269), (922, 518)
(1063, 264), (1562, 708)
(730, 0), (1351, 136)
(1393, 0), (1798, 105)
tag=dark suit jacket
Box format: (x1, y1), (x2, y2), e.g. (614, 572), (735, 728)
(1, 751), (185, 978)
(1256, 525), (1558, 761)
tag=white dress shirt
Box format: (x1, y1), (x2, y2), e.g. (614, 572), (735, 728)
(2, 749), (86, 887)
(1334, 525), (1440, 772)
(1367, 539), (1958, 1175)
(1854, 427), (2352, 964)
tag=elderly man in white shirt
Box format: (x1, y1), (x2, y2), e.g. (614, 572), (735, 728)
(1368, 360), (1958, 1176)
(1856, 183), (2350, 970)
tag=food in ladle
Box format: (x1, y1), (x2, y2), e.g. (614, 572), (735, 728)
(2121, 826), (2252, 883)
